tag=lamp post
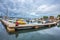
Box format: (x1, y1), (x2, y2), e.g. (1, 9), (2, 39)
(0, 3), (8, 20)
(6, 4), (8, 19)
(4, 4), (8, 20)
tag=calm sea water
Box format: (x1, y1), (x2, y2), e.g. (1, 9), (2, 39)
(0, 21), (60, 40)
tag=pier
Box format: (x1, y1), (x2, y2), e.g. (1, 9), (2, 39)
(1, 19), (58, 33)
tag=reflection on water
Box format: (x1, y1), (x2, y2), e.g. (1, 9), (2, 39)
(0, 21), (60, 40)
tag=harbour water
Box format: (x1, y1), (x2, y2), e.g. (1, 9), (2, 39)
(0, 21), (60, 40)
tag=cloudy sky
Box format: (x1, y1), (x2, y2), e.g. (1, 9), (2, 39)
(0, 0), (60, 18)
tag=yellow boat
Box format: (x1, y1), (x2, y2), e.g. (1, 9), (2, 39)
(16, 19), (26, 25)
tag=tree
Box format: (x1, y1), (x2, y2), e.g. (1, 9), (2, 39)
(57, 15), (60, 17)
(57, 15), (60, 20)
(49, 16), (54, 19)
(43, 16), (48, 20)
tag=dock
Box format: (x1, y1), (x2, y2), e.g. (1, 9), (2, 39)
(1, 19), (58, 32)
(1, 20), (15, 32)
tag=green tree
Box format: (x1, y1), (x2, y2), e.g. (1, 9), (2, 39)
(57, 15), (60, 20)
(57, 15), (60, 17)
(43, 16), (48, 19)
